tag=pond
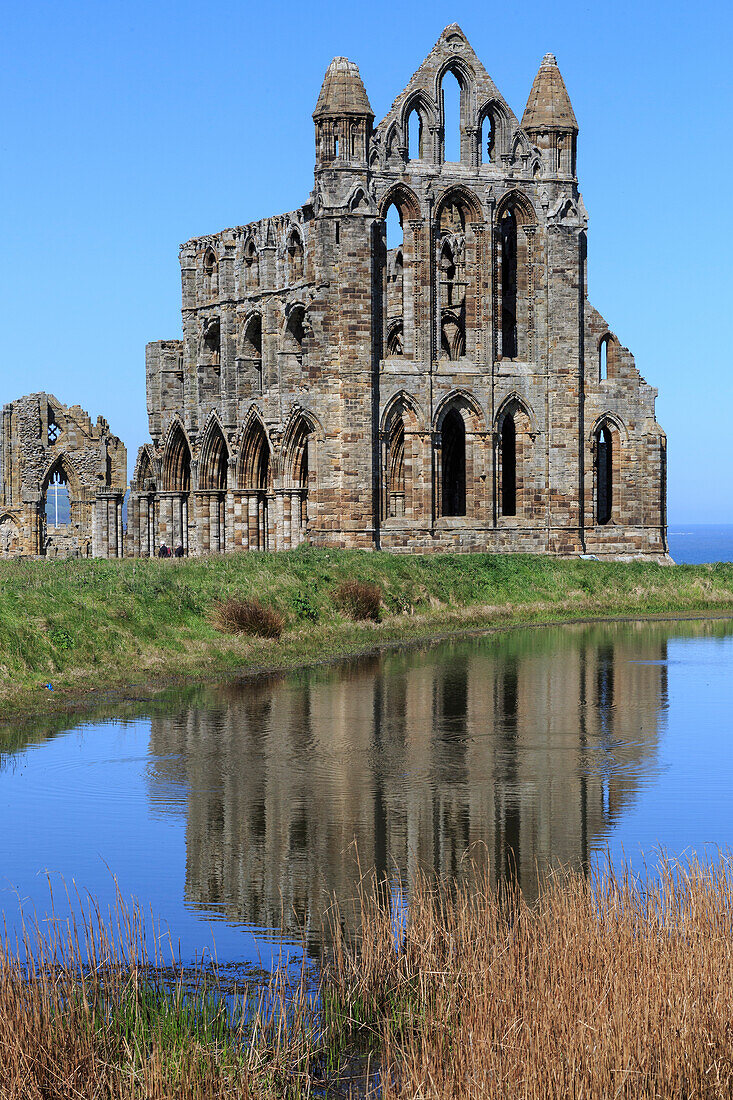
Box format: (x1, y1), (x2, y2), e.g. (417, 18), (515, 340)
(2, 617), (733, 968)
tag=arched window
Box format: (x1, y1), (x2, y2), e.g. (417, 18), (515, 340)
(244, 239), (259, 292)
(203, 249), (218, 299)
(407, 107), (423, 161)
(500, 209), (518, 358)
(500, 414), (517, 516)
(441, 316), (465, 361)
(387, 416), (405, 518)
(286, 230), (304, 283)
(596, 424), (613, 525)
(385, 203), (404, 353)
(203, 317), (220, 368)
(437, 192), (477, 361)
(599, 335), (610, 381)
(387, 321), (403, 356)
(241, 314), (262, 392)
(441, 408), (466, 517)
(480, 112), (494, 164)
(47, 410), (59, 446)
(45, 468), (70, 527)
(284, 306), (306, 358)
(441, 69), (461, 162)
(334, 131), (340, 159)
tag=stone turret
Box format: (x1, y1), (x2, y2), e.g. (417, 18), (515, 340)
(522, 53), (578, 178)
(313, 57), (373, 168)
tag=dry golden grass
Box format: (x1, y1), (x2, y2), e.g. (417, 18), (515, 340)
(333, 579), (383, 622)
(325, 855), (733, 1099)
(0, 884), (316, 1099)
(7, 856), (733, 1097)
(213, 597), (286, 639)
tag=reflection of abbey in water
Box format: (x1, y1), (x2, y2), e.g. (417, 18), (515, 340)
(146, 625), (668, 936)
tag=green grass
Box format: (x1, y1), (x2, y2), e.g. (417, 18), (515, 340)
(2, 548), (733, 709)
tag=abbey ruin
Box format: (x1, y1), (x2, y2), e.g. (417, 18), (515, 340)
(0, 26), (668, 559)
(0, 394), (126, 558)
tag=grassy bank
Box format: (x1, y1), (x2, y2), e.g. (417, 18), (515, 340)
(2, 549), (733, 708)
(9, 854), (733, 1098)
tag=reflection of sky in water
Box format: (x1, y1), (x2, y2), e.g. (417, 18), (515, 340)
(596, 633), (733, 873)
(0, 619), (732, 965)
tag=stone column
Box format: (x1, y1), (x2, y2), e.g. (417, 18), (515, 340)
(209, 494), (220, 553)
(248, 493), (258, 550)
(116, 496), (123, 558)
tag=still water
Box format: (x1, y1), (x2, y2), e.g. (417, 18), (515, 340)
(2, 618), (733, 966)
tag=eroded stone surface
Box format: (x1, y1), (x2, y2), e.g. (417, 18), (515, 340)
(122, 24), (666, 558)
(0, 393), (127, 558)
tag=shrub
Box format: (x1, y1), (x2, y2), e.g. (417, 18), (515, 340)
(213, 598), (285, 639)
(333, 580), (382, 622)
(292, 591), (319, 621)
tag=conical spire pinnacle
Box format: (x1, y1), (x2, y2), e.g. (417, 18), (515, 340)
(313, 57), (373, 119)
(522, 53), (578, 132)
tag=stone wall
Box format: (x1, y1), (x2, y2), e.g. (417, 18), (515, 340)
(131, 25), (667, 561)
(0, 393), (127, 558)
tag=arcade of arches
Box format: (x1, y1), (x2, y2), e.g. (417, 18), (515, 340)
(134, 26), (666, 558)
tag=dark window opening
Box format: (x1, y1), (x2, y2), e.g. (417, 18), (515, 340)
(335, 221), (340, 244)
(334, 134), (339, 158)
(441, 408), (466, 517)
(501, 415), (517, 516)
(596, 425), (613, 525)
(500, 209), (518, 358)
(47, 412), (59, 446)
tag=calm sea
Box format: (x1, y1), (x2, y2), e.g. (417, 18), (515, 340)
(668, 524), (733, 564)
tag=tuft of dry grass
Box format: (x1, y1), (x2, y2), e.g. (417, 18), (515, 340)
(333, 580), (382, 622)
(213, 597), (285, 639)
(324, 854), (733, 1098)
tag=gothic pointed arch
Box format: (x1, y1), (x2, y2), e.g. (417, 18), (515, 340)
(133, 444), (157, 491)
(496, 188), (537, 227)
(285, 226), (304, 283)
(381, 391), (424, 521)
(478, 99), (511, 162)
(281, 407), (323, 486)
(378, 182), (421, 223)
(282, 302), (307, 357)
(347, 185), (371, 213)
(435, 391), (485, 521)
(243, 236), (260, 291)
(495, 394), (535, 519)
(238, 411), (272, 492)
(239, 311), (263, 395)
(435, 184), (483, 225)
(162, 421), (192, 492)
(41, 452), (82, 499)
(199, 417), (229, 491)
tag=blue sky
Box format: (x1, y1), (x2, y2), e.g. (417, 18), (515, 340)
(1, 0), (730, 522)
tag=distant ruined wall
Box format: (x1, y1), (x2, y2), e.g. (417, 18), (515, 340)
(0, 393), (127, 558)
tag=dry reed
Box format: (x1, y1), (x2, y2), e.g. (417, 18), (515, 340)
(324, 854), (733, 1098)
(0, 882), (317, 1099)
(213, 597), (285, 639)
(333, 580), (382, 622)
(7, 856), (733, 1097)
